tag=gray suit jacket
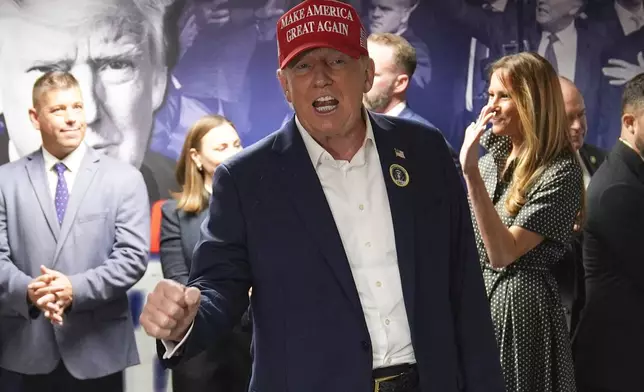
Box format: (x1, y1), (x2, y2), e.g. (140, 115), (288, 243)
(0, 146), (150, 379)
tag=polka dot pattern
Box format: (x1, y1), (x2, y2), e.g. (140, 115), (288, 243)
(470, 131), (583, 392)
(54, 162), (69, 225)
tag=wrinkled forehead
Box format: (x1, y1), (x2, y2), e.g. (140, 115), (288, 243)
(0, 1), (148, 66)
(0, 0), (146, 42)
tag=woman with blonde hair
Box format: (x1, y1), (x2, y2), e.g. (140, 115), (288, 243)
(459, 52), (582, 391)
(159, 114), (250, 392)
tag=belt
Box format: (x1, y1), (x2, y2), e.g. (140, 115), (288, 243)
(372, 363), (418, 392)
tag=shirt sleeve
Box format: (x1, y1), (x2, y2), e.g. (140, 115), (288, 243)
(513, 158), (583, 244)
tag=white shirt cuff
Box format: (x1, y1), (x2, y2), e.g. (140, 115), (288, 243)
(161, 321), (194, 359)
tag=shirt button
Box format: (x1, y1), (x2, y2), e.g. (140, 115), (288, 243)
(365, 242), (371, 248)
(384, 319), (390, 326)
(385, 358), (392, 365)
(375, 281), (382, 288)
(358, 204), (365, 211)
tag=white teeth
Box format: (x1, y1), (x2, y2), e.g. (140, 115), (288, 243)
(314, 96), (335, 103)
(315, 105), (336, 112)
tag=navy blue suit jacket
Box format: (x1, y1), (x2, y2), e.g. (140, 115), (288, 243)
(161, 113), (504, 392)
(397, 106), (462, 173)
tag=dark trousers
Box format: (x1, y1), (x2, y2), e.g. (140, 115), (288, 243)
(17, 362), (123, 392)
(172, 329), (251, 392)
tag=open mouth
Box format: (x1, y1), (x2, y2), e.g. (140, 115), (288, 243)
(312, 95), (339, 114)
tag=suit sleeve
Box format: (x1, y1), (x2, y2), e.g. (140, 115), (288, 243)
(0, 185), (34, 319)
(160, 201), (190, 285)
(444, 143), (505, 391)
(160, 163), (251, 365)
(68, 169), (150, 312)
(595, 183), (644, 292)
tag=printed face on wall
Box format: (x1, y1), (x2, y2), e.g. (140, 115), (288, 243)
(535, 0), (582, 28)
(367, 0), (416, 34)
(0, 1), (167, 168)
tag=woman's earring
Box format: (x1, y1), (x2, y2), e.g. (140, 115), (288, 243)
(197, 164), (203, 172)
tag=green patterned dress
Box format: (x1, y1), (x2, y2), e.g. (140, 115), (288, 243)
(470, 131), (582, 392)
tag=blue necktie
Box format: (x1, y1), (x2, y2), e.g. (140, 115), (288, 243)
(54, 162), (69, 225)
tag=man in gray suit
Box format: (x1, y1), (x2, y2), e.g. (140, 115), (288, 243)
(0, 71), (150, 391)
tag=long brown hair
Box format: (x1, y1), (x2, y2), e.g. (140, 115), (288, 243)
(173, 114), (235, 214)
(489, 52), (576, 216)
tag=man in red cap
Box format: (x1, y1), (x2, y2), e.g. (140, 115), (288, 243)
(140, 1), (504, 391)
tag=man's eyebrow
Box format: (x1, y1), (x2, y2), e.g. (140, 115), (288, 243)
(26, 60), (74, 73)
(90, 41), (144, 63)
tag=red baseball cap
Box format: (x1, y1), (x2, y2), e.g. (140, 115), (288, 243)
(276, 0), (369, 69)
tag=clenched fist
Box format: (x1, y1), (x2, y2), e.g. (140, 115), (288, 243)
(139, 279), (201, 342)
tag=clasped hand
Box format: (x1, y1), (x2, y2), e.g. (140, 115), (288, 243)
(27, 265), (73, 326)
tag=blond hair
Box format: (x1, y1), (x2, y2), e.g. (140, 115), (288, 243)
(173, 115), (235, 214)
(368, 32), (417, 76)
(32, 71), (80, 108)
(490, 52), (575, 216)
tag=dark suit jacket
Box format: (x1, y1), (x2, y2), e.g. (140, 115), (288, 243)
(160, 199), (251, 384)
(572, 141), (644, 391)
(397, 106), (462, 173)
(554, 143), (607, 333)
(159, 113), (504, 392)
(0, 131), (176, 205)
(160, 199), (209, 286)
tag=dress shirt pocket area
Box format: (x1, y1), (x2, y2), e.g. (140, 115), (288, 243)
(76, 212), (109, 223)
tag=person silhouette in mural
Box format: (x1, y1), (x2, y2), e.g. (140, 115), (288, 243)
(366, 0), (431, 89)
(0, 0), (177, 204)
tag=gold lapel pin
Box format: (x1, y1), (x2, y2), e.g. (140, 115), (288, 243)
(389, 164), (410, 187)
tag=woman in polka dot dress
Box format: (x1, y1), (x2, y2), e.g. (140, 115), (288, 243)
(459, 52), (583, 391)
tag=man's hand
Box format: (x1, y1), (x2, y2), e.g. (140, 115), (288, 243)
(27, 273), (63, 324)
(29, 265), (73, 325)
(34, 266), (73, 305)
(140, 279), (201, 342)
(602, 52), (644, 86)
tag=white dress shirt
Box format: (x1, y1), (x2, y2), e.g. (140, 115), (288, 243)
(575, 151), (591, 189)
(538, 21), (577, 82)
(41, 143), (87, 199)
(615, 1), (644, 36)
(384, 101), (407, 117)
(164, 114), (416, 369)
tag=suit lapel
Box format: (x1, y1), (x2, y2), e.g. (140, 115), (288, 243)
(53, 149), (100, 263)
(370, 114), (416, 327)
(272, 119), (364, 317)
(25, 151), (60, 239)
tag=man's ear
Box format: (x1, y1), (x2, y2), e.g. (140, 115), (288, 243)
(363, 57), (375, 93)
(28, 107), (41, 131)
(277, 69), (292, 103)
(622, 113), (636, 134)
(393, 74), (409, 95)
